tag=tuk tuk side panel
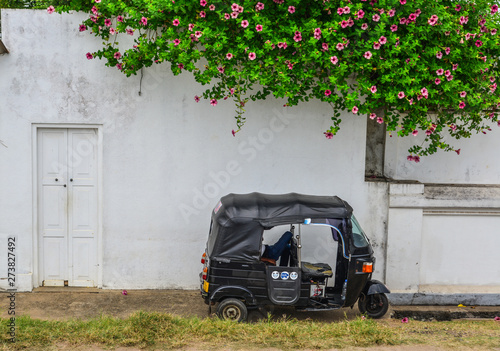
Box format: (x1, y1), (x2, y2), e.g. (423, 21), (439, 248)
(207, 261), (270, 305)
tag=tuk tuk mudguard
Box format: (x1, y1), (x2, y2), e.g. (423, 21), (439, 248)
(266, 266), (301, 305)
(209, 285), (257, 306)
(363, 280), (391, 296)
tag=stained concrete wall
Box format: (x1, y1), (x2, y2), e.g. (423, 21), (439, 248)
(1, 10), (498, 303)
(0, 9), (386, 291)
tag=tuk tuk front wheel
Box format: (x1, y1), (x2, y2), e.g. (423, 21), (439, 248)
(358, 293), (389, 319)
(216, 298), (248, 322)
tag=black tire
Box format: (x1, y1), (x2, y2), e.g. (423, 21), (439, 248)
(358, 293), (389, 319)
(216, 298), (248, 322)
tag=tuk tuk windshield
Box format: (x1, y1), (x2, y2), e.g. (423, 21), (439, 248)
(351, 216), (370, 248)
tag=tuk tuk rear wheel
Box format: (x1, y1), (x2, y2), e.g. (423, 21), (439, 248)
(216, 298), (248, 322)
(358, 293), (389, 319)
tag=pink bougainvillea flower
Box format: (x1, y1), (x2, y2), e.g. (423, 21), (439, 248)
(459, 101), (466, 109)
(435, 78), (441, 85)
(113, 51), (121, 59)
(241, 20), (249, 28)
(444, 70), (451, 77)
(364, 51), (372, 59)
(436, 51), (443, 59)
(231, 3), (239, 11)
(104, 18), (112, 26)
(428, 15), (438, 26)
(122, 290), (128, 295)
(452, 64), (458, 70)
(194, 95), (200, 103)
(256, 24), (263, 31)
(209, 4), (215, 10)
(288, 6), (295, 14)
(86, 52), (93, 60)
(47, 5), (55, 13)
(352, 106), (359, 114)
(324, 132), (334, 139)
(255, 2), (264, 11)
(173, 39), (181, 46)
(248, 52), (256, 60)
(450, 124), (457, 131)
(188, 23), (195, 31)
(446, 75), (453, 82)
(379, 36), (387, 45)
(330, 56), (339, 65)
(195, 31), (203, 38)
(217, 66), (225, 73)
(116, 15), (124, 22)
(173, 18), (180, 26)
(126, 28), (134, 35)
(490, 77), (496, 83)
(436, 68), (444, 75)
(200, 0), (207, 6)
(178, 63), (184, 70)
(373, 42), (381, 50)
(232, 129), (237, 137)
(231, 11), (239, 18)
(140, 17), (147, 26)
(388, 9), (396, 17)
(372, 14), (380, 22)
(400, 0), (406, 4)
(369, 113), (377, 119)
(400, 17), (407, 25)
(492, 4), (499, 14)
(324, 89), (332, 96)
(116, 63), (123, 70)
(357, 9), (365, 19)
(408, 13), (417, 21)
(492, 28), (498, 35)
(200, 11), (206, 17)
(210, 99), (218, 106)
(370, 85), (377, 93)
(445, 47), (451, 55)
(343, 6), (350, 14)
(455, 149), (461, 155)
(475, 40), (483, 47)
(95, 0), (101, 3)
(376, 117), (384, 124)
(455, 4), (461, 11)
(421, 87), (429, 97)
(460, 91), (467, 98)
(460, 16), (468, 25)
(293, 31), (302, 42)
(398, 91), (405, 99)
(412, 130), (419, 136)
(390, 24), (398, 32)
(337, 7), (344, 15)
(314, 28), (321, 39)
(79, 24), (87, 32)
(226, 52), (233, 60)
(361, 23), (369, 30)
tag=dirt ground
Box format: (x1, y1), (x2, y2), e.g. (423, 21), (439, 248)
(0, 287), (362, 322)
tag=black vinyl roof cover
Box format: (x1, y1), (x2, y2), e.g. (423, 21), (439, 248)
(208, 193), (353, 262)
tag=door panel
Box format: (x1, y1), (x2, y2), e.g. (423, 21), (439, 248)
(38, 128), (98, 288)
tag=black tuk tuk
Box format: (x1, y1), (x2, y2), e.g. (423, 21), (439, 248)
(200, 193), (390, 321)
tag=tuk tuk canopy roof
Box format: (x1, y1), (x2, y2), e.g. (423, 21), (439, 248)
(207, 193), (353, 263)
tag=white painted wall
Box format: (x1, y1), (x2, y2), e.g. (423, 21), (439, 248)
(1, 10), (498, 300)
(385, 127), (500, 184)
(0, 10), (382, 291)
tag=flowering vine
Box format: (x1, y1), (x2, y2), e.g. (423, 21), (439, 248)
(53, 0), (500, 158)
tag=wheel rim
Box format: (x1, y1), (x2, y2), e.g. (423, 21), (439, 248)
(366, 295), (384, 313)
(222, 305), (241, 320)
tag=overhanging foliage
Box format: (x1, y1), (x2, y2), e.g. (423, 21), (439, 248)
(53, 0), (500, 159)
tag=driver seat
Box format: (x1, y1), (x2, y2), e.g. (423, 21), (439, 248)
(301, 262), (333, 280)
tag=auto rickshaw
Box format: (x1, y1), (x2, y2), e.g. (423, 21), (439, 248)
(200, 193), (390, 321)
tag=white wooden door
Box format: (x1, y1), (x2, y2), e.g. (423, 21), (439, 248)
(38, 128), (98, 287)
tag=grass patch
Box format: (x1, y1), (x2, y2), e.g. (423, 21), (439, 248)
(0, 312), (499, 350)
